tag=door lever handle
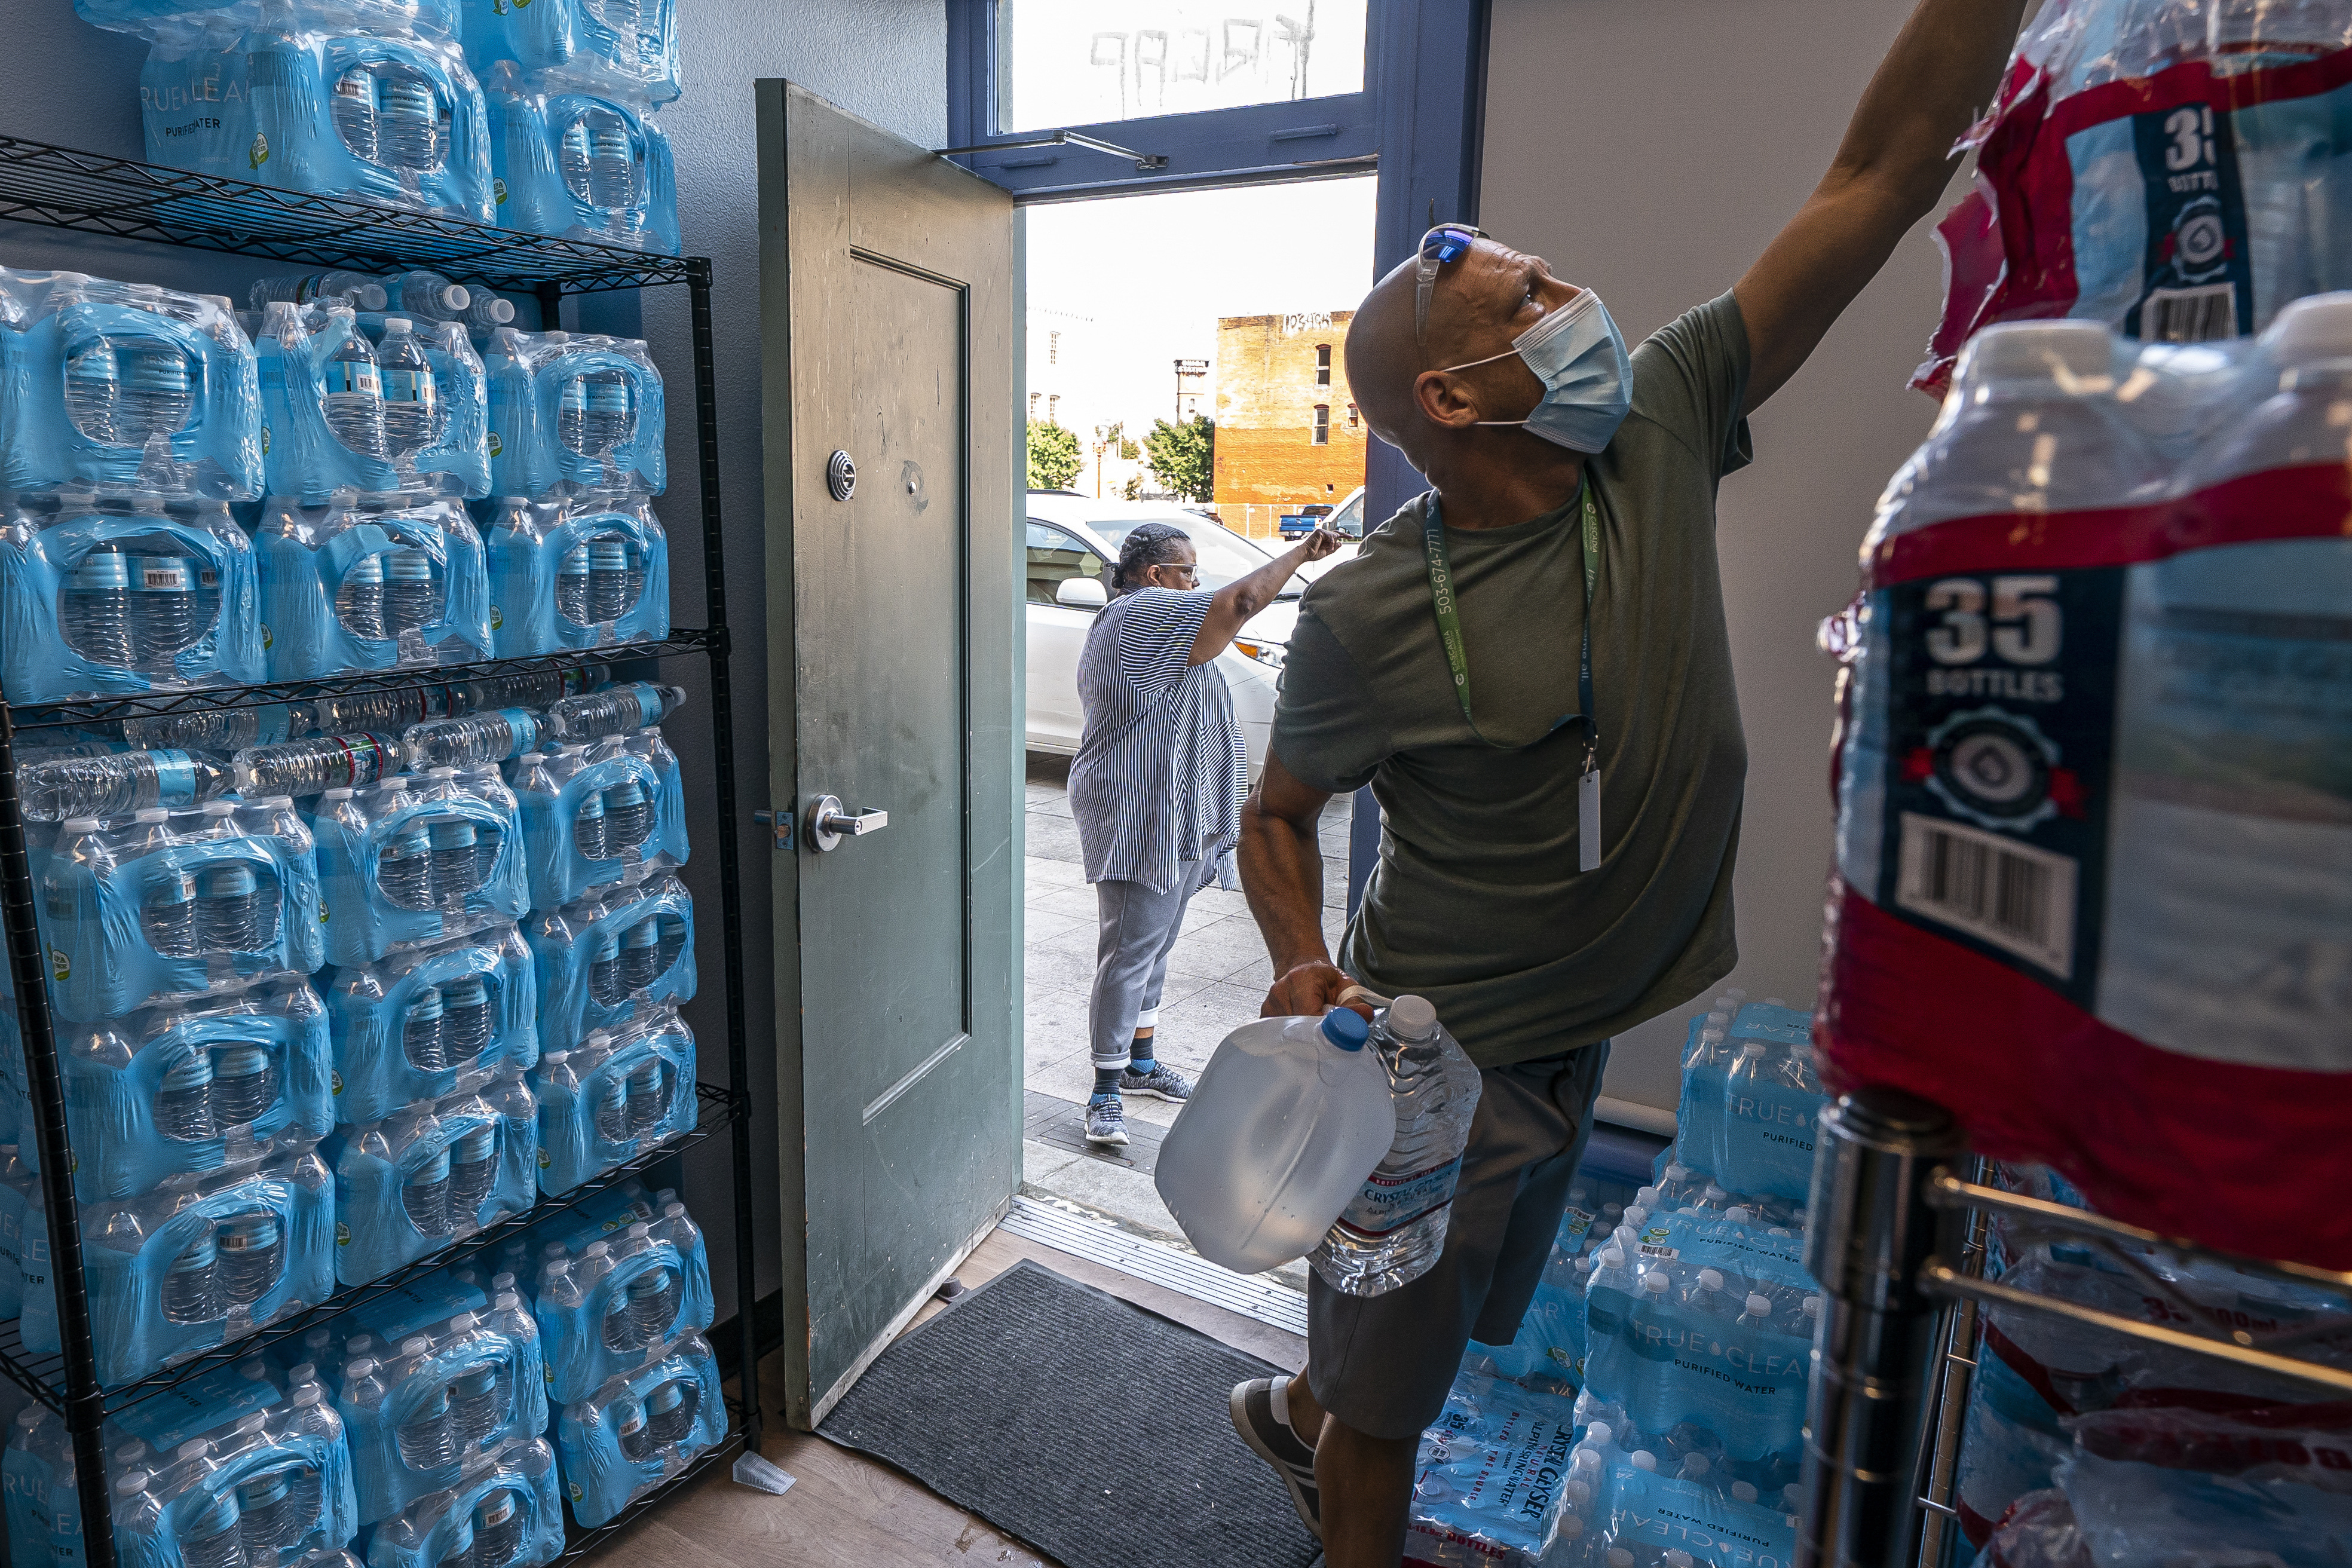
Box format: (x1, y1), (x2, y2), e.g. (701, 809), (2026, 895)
(805, 794), (889, 852)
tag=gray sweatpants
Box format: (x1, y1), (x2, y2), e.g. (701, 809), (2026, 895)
(1088, 858), (1217, 1071)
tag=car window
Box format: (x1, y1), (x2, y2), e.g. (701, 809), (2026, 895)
(1089, 516), (1270, 592)
(1326, 492), (1365, 539)
(1026, 520), (1105, 605)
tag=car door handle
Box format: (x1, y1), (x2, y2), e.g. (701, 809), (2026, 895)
(805, 794), (888, 852)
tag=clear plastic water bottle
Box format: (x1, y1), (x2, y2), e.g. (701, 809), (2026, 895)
(624, 1057), (665, 1134)
(402, 1147), (453, 1238)
(428, 818), (481, 904)
(458, 293), (516, 330)
(62, 546), (136, 668)
(383, 549), (440, 636)
(210, 1042), (278, 1125)
(572, 788), (609, 862)
(128, 554), (201, 667)
(1310, 996), (1483, 1296)
(441, 974), (492, 1065)
(197, 863), (267, 953)
(321, 309), (388, 459)
(586, 370), (636, 452)
(1585, 1245), (1636, 1297)
(234, 732), (397, 798)
(556, 545), (592, 626)
(381, 271), (470, 321)
(330, 66), (378, 162)
(602, 778), (651, 853)
(556, 373), (590, 452)
(587, 932), (623, 1007)
(1683, 1266), (1738, 1321)
(471, 1489), (523, 1568)
(155, 1049), (218, 1141)
(249, 271), (387, 311)
(627, 1260), (676, 1345)
(217, 1211), (283, 1306)
(599, 1290), (639, 1352)
(402, 985), (445, 1071)
(643, 1379), (694, 1446)
(438, 1521), (478, 1568)
(587, 536), (632, 622)
(119, 346), (194, 445)
(144, 866), (202, 959)
(448, 1122), (498, 1218)
(1735, 1292), (1776, 1329)
(594, 1073), (631, 1143)
(333, 554), (387, 642)
(613, 1398), (652, 1462)
(403, 709), (540, 771)
(234, 1465), (296, 1558)
(378, 317), (441, 459)
(180, 1489), (244, 1568)
(653, 914), (685, 978)
(161, 1229), (222, 1324)
(379, 822), (434, 909)
(550, 681), (687, 743)
(446, 1356), (506, 1447)
(396, 1355), (457, 1468)
(309, 685), (452, 734)
(589, 117), (638, 210)
(376, 71), (443, 172)
(619, 917), (661, 993)
(19, 749), (231, 820)
(65, 338), (120, 444)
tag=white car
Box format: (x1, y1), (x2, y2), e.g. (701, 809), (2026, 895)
(1024, 492), (1301, 778)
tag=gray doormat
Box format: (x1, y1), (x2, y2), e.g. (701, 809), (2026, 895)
(818, 1259), (1319, 1568)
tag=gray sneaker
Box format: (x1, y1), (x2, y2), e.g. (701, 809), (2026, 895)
(1082, 1095), (1128, 1146)
(1230, 1377), (1319, 1540)
(1119, 1061), (1193, 1102)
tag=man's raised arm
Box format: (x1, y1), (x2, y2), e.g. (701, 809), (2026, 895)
(1735, 0), (2033, 414)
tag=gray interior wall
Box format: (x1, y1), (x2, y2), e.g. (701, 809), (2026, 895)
(1479, 0), (1949, 1114)
(0, 1), (948, 1324)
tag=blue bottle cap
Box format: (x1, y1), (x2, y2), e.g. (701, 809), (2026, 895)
(213, 1043), (271, 1079)
(69, 549), (131, 592)
(197, 863), (258, 899)
(1319, 1009), (1370, 1052)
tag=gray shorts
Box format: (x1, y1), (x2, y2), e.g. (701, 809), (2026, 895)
(1306, 1040), (1610, 1443)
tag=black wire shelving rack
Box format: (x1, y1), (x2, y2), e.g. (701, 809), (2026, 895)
(0, 136), (761, 1568)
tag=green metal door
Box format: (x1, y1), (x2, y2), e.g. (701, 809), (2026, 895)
(756, 79), (1020, 1428)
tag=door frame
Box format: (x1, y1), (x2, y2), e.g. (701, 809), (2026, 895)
(757, 77), (1023, 1429)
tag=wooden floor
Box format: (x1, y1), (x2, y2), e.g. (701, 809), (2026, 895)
(585, 1224), (1308, 1566)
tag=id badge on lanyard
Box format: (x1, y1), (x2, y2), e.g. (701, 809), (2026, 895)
(1422, 479), (1603, 872)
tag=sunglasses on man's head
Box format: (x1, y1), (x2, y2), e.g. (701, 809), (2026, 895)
(1416, 223), (1487, 342)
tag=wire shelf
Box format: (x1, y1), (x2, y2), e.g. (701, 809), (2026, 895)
(0, 1083), (743, 1416)
(0, 633), (721, 730)
(0, 137), (693, 295)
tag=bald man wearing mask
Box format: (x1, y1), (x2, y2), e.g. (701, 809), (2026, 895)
(1221, 1), (2036, 1563)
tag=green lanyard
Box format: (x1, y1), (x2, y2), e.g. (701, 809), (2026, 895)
(1422, 478), (1604, 871)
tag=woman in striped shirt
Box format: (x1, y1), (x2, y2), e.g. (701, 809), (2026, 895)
(1068, 519), (1342, 1146)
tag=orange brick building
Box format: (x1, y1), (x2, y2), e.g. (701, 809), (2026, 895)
(1211, 310), (1368, 540)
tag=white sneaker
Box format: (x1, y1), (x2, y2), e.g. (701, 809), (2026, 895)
(1083, 1095), (1129, 1146)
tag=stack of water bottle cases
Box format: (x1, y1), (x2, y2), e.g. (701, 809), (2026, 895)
(1399, 994), (1827, 1568)
(94, 0), (680, 255)
(0, 117), (716, 1556)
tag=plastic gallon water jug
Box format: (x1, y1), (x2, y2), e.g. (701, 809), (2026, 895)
(1154, 1008), (1394, 1274)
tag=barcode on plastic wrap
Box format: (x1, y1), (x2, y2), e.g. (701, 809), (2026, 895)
(2140, 283), (2237, 343)
(1895, 812), (2076, 978)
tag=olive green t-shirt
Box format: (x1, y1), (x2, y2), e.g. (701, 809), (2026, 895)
(1270, 291), (1754, 1068)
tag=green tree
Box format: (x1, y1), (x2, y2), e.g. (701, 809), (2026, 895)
(1143, 415), (1215, 503)
(1027, 419), (1083, 490)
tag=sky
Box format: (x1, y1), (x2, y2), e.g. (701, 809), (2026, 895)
(1024, 173), (1378, 434)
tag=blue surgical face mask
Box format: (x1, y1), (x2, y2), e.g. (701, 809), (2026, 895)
(1437, 288), (1633, 454)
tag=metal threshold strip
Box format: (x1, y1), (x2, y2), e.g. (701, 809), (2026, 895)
(999, 1193), (1307, 1337)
